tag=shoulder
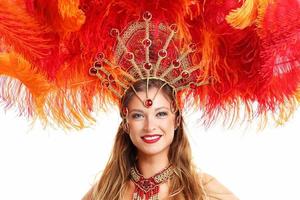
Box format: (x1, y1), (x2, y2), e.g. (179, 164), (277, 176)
(200, 173), (240, 200)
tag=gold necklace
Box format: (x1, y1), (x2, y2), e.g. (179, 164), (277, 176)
(130, 164), (174, 200)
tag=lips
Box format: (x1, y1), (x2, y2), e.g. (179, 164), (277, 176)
(141, 134), (162, 144)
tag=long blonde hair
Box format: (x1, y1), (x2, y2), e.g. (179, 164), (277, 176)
(91, 79), (204, 200)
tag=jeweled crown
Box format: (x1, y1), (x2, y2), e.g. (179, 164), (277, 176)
(89, 11), (209, 107)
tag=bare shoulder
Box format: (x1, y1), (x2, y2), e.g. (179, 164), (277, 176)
(200, 173), (240, 200)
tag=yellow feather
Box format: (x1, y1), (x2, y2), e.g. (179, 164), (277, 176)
(226, 0), (274, 30)
(226, 0), (258, 29)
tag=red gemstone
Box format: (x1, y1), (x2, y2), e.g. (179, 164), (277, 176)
(102, 81), (110, 87)
(97, 52), (105, 60)
(158, 49), (167, 58)
(122, 107), (128, 116)
(94, 62), (102, 68)
(142, 39), (152, 47)
(181, 71), (189, 78)
(110, 28), (119, 37)
(172, 59), (180, 68)
(89, 67), (97, 75)
(125, 52), (134, 60)
(170, 24), (178, 32)
(143, 11), (152, 20)
(189, 82), (196, 89)
(108, 74), (114, 81)
(143, 62), (152, 70)
(144, 99), (153, 108)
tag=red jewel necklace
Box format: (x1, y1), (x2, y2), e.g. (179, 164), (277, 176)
(130, 164), (174, 200)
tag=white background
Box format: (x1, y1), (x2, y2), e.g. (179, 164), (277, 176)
(0, 106), (299, 200)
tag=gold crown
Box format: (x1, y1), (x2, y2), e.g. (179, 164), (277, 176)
(89, 11), (208, 108)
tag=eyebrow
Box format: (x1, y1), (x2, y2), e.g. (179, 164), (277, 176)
(129, 106), (170, 113)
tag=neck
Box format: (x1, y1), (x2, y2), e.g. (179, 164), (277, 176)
(136, 153), (170, 178)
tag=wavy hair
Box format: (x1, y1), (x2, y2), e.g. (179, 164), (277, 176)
(90, 79), (204, 200)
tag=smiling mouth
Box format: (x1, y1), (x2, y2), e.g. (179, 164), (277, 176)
(141, 135), (162, 144)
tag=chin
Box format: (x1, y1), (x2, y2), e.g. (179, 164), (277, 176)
(138, 145), (170, 157)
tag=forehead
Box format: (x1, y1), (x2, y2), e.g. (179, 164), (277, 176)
(127, 88), (171, 111)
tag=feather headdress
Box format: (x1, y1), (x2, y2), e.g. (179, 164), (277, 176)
(0, 0), (300, 129)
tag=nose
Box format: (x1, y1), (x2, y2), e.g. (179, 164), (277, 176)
(143, 115), (157, 132)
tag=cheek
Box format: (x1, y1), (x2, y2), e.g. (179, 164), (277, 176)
(160, 118), (176, 133)
(128, 121), (143, 136)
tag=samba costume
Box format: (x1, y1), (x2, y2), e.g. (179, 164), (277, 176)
(1, 0), (300, 199)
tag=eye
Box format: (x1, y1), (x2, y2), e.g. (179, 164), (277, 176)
(131, 113), (144, 119)
(156, 111), (168, 118)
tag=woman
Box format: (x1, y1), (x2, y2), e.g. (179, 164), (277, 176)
(0, 1), (299, 199)
(82, 79), (239, 200)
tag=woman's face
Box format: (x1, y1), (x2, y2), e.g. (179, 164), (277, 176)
(126, 87), (177, 157)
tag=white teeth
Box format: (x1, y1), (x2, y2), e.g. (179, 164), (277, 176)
(143, 135), (160, 140)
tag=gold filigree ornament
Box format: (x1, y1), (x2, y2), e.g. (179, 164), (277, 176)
(89, 11), (210, 109)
